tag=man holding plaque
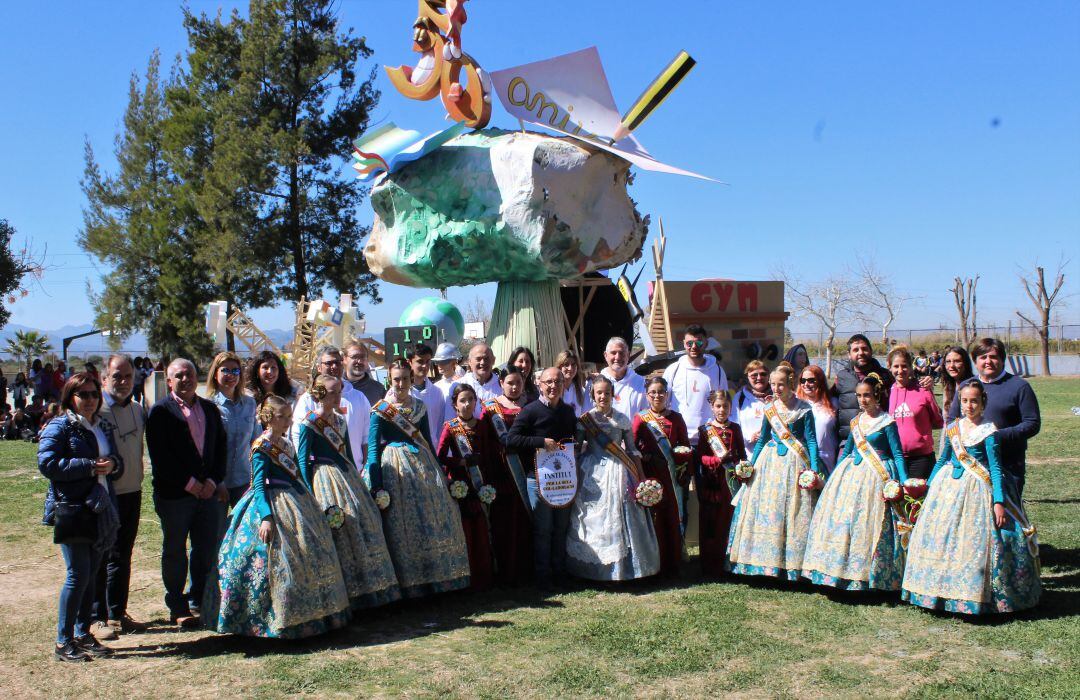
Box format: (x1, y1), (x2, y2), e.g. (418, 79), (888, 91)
(506, 367), (577, 589)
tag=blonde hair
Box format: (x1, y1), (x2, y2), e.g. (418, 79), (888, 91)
(257, 394), (289, 427)
(770, 363), (796, 390)
(744, 359), (767, 375)
(206, 351), (243, 398)
(309, 374), (341, 402)
(554, 350), (586, 403)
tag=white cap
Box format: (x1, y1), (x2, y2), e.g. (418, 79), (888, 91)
(433, 342), (460, 362)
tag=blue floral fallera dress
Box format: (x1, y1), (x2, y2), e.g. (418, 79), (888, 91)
(727, 399), (822, 581)
(205, 433), (350, 638)
(802, 413), (907, 591)
(901, 419), (1041, 615)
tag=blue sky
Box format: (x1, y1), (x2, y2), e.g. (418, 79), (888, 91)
(1, 1), (1077, 344)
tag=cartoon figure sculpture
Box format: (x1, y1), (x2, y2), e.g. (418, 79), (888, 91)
(385, 0), (492, 129)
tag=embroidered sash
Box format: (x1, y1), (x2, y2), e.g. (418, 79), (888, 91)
(253, 435), (300, 482)
(638, 409), (685, 517)
(483, 399), (531, 517)
(373, 400), (434, 459)
(580, 411), (643, 482)
(705, 423), (738, 496)
(303, 411), (351, 464)
(850, 417), (891, 484)
(763, 402), (811, 465)
(448, 417), (485, 493)
(946, 422), (992, 487)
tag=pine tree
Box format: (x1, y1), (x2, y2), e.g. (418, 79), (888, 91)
(79, 52), (214, 362)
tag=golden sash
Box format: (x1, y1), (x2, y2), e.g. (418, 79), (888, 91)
(946, 422), (992, 487)
(850, 417), (891, 484)
(763, 402), (810, 465)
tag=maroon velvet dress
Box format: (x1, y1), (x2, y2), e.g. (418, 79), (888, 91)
(437, 418), (494, 591)
(693, 420), (746, 578)
(632, 409), (692, 576)
(479, 402), (534, 586)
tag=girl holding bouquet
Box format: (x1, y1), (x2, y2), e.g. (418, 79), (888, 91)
(632, 377), (692, 576)
(567, 376), (660, 581)
(902, 382), (1040, 615)
(802, 374), (908, 591)
(437, 384), (495, 591)
(208, 396), (350, 638)
(693, 390), (746, 578)
(479, 369), (533, 585)
(727, 363), (822, 581)
(366, 360), (470, 598)
(297, 375), (399, 609)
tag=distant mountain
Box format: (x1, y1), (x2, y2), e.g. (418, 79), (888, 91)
(1, 323), (295, 358)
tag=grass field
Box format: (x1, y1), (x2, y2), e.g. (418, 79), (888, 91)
(1, 378), (1077, 698)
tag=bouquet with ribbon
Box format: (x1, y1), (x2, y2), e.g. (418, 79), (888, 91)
(892, 478), (928, 549)
(635, 479), (663, 508)
(797, 469), (823, 491)
(881, 480), (903, 503)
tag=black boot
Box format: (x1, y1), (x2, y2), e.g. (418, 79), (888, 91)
(74, 635), (114, 657)
(54, 641), (91, 663)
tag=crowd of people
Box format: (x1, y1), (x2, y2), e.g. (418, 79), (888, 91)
(31, 330), (1043, 662)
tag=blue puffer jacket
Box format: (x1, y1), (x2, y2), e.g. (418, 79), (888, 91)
(38, 414), (123, 525)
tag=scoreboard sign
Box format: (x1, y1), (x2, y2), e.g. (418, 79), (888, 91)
(383, 325), (438, 362)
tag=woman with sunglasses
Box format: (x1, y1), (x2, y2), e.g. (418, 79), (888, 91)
(796, 365), (839, 474)
(207, 352), (260, 506)
(38, 372), (123, 662)
(632, 376), (692, 577)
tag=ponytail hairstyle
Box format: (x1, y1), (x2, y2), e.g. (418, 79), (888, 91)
(388, 358), (413, 378)
(769, 363), (796, 391)
(451, 383), (477, 404)
(857, 372), (885, 405)
(257, 394), (290, 428)
(645, 376), (668, 393)
(707, 389), (732, 407)
(590, 373), (614, 399)
(959, 379), (988, 406)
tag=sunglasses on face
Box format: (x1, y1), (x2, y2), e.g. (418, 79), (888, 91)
(220, 368), (242, 377)
(75, 390), (101, 400)
(684, 339), (706, 349)
(799, 377), (817, 384)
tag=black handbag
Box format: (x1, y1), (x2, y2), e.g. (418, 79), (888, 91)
(52, 501), (98, 545)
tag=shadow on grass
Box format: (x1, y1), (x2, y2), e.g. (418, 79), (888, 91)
(109, 587), (568, 660)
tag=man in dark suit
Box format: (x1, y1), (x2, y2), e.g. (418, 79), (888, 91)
(146, 358), (227, 628)
(506, 367), (577, 589)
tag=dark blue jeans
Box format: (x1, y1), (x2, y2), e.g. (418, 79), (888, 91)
(154, 494), (226, 617)
(57, 543), (103, 644)
(527, 477), (571, 584)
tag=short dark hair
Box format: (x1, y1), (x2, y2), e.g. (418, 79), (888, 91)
(406, 343), (434, 360)
(60, 372), (103, 419)
(970, 337), (1006, 361)
(847, 334), (872, 349)
(685, 324), (707, 338)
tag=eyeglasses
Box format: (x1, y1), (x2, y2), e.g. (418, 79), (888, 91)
(320, 359), (343, 367)
(74, 390), (101, 400)
(220, 368), (242, 377)
(647, 391), (667, 397)
(538, 379), (560, 386)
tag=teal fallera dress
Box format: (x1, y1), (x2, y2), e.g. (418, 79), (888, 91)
(297, 412), (400, 609)
(902, 419), (1040, 615)
(205, 434), (350, 638)
(802, 413), (908, 590)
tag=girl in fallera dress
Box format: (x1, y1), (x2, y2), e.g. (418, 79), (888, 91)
(437, 384), (495, 591)
(802, 374), (907, 591)
(479, 369), (533, 585)
(566, 376), (660, 581)
(365, 360), (470, 598)
(208, 396), (350, 638)
(632, 377), (692, 577)
(297, 375), (399, 609)
(693, 390), (746, 578)
(727, 363), (823, 581)
(902, 382), (1041, 615)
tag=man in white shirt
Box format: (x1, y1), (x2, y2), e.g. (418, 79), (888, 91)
(662, 324), (729, 445)
(731, 359), (771, 454)
(600, 336), (646, 418)
(407, 343), (445, 442)
(292, 346), (371, 463)
(445, 342), (502, 419)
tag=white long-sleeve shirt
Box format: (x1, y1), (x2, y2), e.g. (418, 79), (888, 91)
(730, 386), (767, 455)
(662, 354), (729, 444)
(601, 367), (647, 419)
(411, 379), (446, 445)
(443, 371), (502, 419)
(291, 381), (371, 465)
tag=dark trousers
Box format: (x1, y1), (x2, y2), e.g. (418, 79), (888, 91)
(92, 491), (142, 622)
(57, 543), (103, 644)
(227, 484), (249, 508)
(905, 453), (936, 480)
(527, 477), (571, 584)
(154, 494), (226, 617)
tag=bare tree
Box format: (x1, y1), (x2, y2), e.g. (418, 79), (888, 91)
(1015, 260), (1067, 376)
(775, 267), (861, 378)
(951, 276), (980, 347)
(853, 255), (917, 345)
(463, 294), (491, 327)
